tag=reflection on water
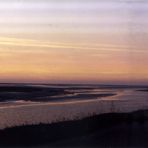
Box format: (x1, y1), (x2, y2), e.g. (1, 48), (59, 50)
(0, 85), (148, 129)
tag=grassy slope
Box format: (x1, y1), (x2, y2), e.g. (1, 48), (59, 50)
(0, 110), (148, 147)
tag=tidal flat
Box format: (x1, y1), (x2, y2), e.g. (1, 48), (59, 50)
(0, 84), (148, 147)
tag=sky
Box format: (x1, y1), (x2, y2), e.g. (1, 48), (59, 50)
(0, 0), (148, 84)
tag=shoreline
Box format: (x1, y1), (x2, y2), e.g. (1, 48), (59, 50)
(0, 85), (117, 103)
(0, 109), (148, 147)
(0, 89), (148, 130)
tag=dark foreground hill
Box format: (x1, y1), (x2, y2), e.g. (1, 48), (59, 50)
(0, 110), (148, 147)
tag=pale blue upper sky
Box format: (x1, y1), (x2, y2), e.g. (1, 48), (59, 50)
(0, 0), (147, 34)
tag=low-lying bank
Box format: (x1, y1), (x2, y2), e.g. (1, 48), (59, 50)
(0, 109), (148, 147)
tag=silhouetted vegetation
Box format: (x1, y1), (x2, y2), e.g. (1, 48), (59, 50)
(0, 110), (148, 147)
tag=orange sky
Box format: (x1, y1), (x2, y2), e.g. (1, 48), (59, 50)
(0, 0), (148, 84)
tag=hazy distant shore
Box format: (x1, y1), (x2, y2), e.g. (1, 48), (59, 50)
(0, 85), (116, 102)
(0, 109), (148, 147)
(137, 89), (148, 92)
(0, 85), (66, 102)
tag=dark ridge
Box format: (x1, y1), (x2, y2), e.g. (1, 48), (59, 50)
(0, 110), (148, 147)
(0, 86), (42, 92)
(137, 89), (148, 92)
(0, 83), (148, 88)
(0, 86), (66, 102)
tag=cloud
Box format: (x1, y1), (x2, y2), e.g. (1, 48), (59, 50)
(0, 37), (145, 53)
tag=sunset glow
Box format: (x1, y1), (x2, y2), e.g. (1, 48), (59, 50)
(0, 0), (148, 84)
